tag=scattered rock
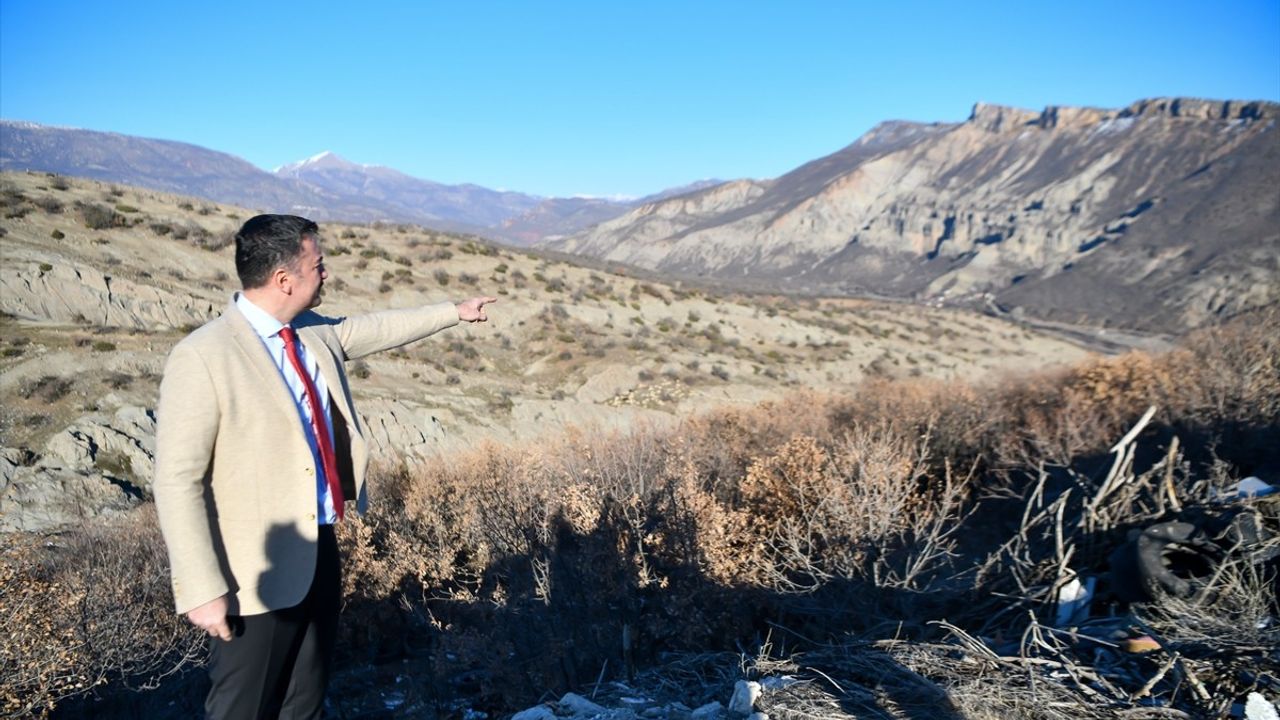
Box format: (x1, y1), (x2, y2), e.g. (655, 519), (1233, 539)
(512, 705), (558, 720)
(559, 692), (608, 717)
(727, 681), (760, 716)
(0, 447), (36, 488)
(690, 701), (722, 720)
(0, 405), (155, 531)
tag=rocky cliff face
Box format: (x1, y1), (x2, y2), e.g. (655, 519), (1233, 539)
(545, 98), (1280, 332)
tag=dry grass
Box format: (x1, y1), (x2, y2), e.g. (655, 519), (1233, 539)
(0, 507), (202, 718)
(4, 308), (1277, 717)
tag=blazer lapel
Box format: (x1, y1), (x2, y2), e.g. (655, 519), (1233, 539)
(223, 300), (305, 423)
(297, 328), (358, 431)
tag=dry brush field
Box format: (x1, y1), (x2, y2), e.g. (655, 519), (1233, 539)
(0, 171), (1276, 718)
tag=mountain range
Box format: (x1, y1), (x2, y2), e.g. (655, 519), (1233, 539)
(3, 97), (1277, 333)
(543, 98), (1279, 333)
(0, 121), (715, 243)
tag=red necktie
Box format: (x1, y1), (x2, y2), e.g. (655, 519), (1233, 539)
(279, 326), (344, 520)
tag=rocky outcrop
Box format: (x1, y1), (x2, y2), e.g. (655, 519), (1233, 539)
(545, 97), (1280, 332)
(0, 406), (156, 531)
(0, 257), (220, 329)
(357, 398), (453, 459)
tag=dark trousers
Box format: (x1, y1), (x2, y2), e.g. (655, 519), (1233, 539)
(205, 525), (341, 720)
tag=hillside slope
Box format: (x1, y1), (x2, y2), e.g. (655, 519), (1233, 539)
(545, 98), (1280, 332)
(0, 171), (1089, 531)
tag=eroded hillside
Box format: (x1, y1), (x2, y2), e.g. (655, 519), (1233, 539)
(0, 171), (1089, 530)
(546, 98), (1280, 333)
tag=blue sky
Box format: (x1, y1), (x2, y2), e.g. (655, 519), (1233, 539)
(2, 1), (1278, 198)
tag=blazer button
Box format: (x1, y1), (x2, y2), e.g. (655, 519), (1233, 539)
(305, 467), (315, 476)
(308, 513), (316, 521)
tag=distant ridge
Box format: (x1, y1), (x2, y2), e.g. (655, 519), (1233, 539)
(5, 96), (1277, 332)
(0, 121), (326, 215)
(0, 121), (687, 244)
(542, 97), (1280, 333)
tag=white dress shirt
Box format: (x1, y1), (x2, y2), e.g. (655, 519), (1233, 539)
(235, 293), (340, 524)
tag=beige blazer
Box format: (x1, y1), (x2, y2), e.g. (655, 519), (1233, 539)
(153, 297), (459, 615)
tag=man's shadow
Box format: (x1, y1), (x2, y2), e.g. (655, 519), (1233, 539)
(55, 522), (315, 719)
(376, 497), (968, 719)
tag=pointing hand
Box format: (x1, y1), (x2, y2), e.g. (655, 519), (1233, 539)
(457, 296), (497, 323)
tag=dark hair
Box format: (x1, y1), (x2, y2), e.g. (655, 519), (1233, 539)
(234, 214), (319, 289)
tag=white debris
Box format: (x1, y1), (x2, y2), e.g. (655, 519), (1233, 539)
(1245, 693), (1279, 720)
(1236, 477), (1276, 499)
(728, 681), (762, 716)
(759, 676), (799, 691)
(1054, 574), (1096, 626)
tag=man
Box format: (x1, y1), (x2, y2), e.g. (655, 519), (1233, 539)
(153, 214), (495, 719)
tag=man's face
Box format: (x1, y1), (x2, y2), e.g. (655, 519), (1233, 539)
(287, 236), (328, 311)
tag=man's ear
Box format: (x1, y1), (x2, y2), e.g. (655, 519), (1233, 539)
(270, 266), (292, 296)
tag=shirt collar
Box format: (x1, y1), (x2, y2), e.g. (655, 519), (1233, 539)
(234, 292), (287, 341)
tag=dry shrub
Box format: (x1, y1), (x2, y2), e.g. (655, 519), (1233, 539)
(992, 370), (1102, 470)
(899, 306), (1277, 481)
(1069, 350), (1172, 412)
(1175, 305), (1280, 426)
(724, 430), (935, 591)
(0, 539), (86, 718)
(679, 392), (843, 498)
(7, 309), (1277, 712)
(662, 457), (754, 583)
(319, 399), (975, 703)
(0, 508), (202, 718)
(303, 310), (1280, 704)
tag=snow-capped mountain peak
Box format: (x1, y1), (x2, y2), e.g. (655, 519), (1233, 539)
(275, 150), (364, 175)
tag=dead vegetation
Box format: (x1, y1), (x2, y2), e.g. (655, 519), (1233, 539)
(6, 307), (1274, 718)
(2, 172), (1274, 716)
(0, 508), (202, 719)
